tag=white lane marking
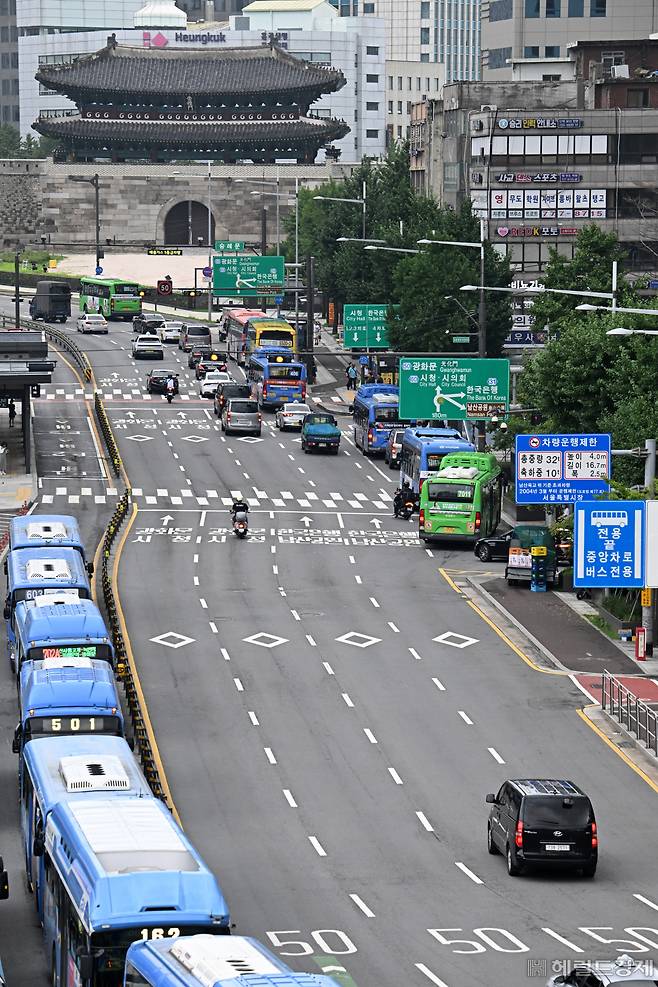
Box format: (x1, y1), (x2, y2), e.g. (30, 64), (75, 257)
(323, 661), (334, 675)
(416, 811), (434, 832)
(193, 576), (199, 586)
(279, 587), (287, 597)
(220, 648), (231, 661)
(349, 893), (375, 918)
(173, 453), (179, 460)
(264, 747), (277, 764)
(271, 545), (277, 556)
(199, 510), (207, 528)
(248, 711), (259, 726)
(355, 575), (362, 584)
(634, 893), (658, 911)
(348, 555), (355, 564)
(309, 836), (327, 857)
(415, 964), (450, 987)
(209, 622), (218, 634)
(306, 634), (316, 647)
(336, 512), (344, 529)
(272, 563), (279, 575)
(542, 929), (584, 952)
(369, 596), (380, 608)
(234, 677), (244, 692)
(458, 710), (473, 725)
(488, 747), (505, 764)
(342, 693), (355, 708)
(409, 647), (423, 661)
(199, 598), (208, 609)
(455, 862), (483, 885)
(432, 677), (446, 691)
(426, 549), (434, 557)
(388, 767), (403, 785)
(193, 554), (199, 564)
(363, 728), (378, 744)
(291, 609), (301, 621)
(388, 621), (400, 633)
(283, 789), (298, 808)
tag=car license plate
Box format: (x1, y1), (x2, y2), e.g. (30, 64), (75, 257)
(440, 527), (457, 534)
(545, 844), (570, 851)
(319, 442), (327, 447)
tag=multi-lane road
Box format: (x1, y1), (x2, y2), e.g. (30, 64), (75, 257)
(2, 308), (658, 986)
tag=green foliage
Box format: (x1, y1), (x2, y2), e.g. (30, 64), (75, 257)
(0, 125), (56, 159)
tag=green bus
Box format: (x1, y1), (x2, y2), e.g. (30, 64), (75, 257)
(79, 277), (142, 320)
(418, 451), (503, 543)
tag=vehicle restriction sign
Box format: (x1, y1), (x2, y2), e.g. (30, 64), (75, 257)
(515, 433), (611, 505)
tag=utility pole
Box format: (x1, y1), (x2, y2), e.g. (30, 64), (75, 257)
(477, 218), (487, 451)
(14, 249), (21, 328)
(643, 438), (657, 656)
(305, 255), (315, 383)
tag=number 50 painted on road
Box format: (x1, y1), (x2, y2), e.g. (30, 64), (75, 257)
(266, 930), (357, 956)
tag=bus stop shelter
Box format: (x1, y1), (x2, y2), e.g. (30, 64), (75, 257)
(0, 332), (56, 473)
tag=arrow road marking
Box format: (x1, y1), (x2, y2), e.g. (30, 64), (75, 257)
(370, 517), (383, 529)
(299, 516), (313, 528)
(161, 514), (174, 524)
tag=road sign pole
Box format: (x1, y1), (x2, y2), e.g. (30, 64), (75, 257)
(477, 220), (487, 451)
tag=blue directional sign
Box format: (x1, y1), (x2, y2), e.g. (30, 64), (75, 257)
(515, 433), (611, 505)
(95, 266), (103, 276)
(574, 500), (645, 589)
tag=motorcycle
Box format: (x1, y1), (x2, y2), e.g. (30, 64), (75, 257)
(232, 510), (249, 538)
(393, 489), (416, 520)
(166, 385), (175, 404)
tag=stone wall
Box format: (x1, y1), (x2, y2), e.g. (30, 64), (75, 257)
(0, 160), (46, 243)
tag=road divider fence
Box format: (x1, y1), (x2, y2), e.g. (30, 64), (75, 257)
(94, 392), (122, 477)
(40, 323), (93, 382)
(601, 669), (658, 757)
(101, 491), (168, 805)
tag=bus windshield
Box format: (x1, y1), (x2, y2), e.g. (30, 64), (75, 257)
(114, 283), (139, 295)
(374, 406), (399, 422)
(427, 482), (474, 503)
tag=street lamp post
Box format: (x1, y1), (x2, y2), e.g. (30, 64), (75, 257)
(314, 180), (367, 239)
(250, 183), (299, 320)
(14, 248), (21, 329)
(207, 160), (213, 323)
(69, 173), (101, 273)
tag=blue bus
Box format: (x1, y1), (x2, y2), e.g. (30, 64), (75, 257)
(19, 735), (147, 911)
(352, 383), (405, 456)
(16, 656), (124, 754)
(41, 797), (230, 986)
(12, 595), (114, 675)
(125, 935), (342, 987)
(9, 514), (92, 570)
(247, 348), (307, 409)
(4, 548), (91, 663)
(399, 427), (476, 495)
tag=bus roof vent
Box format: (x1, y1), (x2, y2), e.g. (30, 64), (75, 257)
(171, 936), (280, 985)
(30, 592), (81, 608)
(25, 558), (72, 581)
(42, 655), (94, 671)
(26, 521), (68, 541)
(59, 755), (130, 792)
(436, 466), (479, 480)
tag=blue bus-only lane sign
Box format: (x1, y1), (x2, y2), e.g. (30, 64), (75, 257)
(515, 433), (611, 504)
(574, 500), (645, 588)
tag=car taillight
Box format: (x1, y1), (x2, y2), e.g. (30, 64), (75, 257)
(419, 478), (425, 492)
(227, 412), (232, 422)
(301, 383), (306, 398)
(419, 509), (425, 526)
(591, 821), (598, 848)
(475, 511), (481, 531)
(262, 384), (268, 397)
(515, 821), (524, 848)
(258, 413), (262, 422)
(367, 429), (373, 445)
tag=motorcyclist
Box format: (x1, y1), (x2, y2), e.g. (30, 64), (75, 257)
(230, 497), (249, 521)
(165, 374), (176, 397)
(393, 480), (412, 517)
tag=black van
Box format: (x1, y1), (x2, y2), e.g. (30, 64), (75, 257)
(486, 778), (597, 877)
(29, 280), (71, 323)
(179, 322), (211, 352)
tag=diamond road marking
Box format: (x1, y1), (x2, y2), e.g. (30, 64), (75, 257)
(150, 631), (195, 649)
(330, 492), (343, 500)
(272, 498), (285, 507)
(354, 493), (368, 501)
(243, 632), (289, 649)
(237, 436), (264, 443)
(433, 631), (479, 649)
(281, 491), (293, 500)
(180, 435), (209, 443)
(41, 495), (54, 504)
(335, 631), (382, 649)
(126, 434), (154, 442)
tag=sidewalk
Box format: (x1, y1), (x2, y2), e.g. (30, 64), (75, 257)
(0, 413), (37, 513)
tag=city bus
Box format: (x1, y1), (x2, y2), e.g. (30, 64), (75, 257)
(41, 797), (231, 986)
(247, 348), (307, 408)
(12, 595), (114, 675)
(19, 735), (149, 912)
(124, 935), (343, 987)
(221, 308), (296, 365)
(79, 277), (142, 320)
(399, 427), (476, 495)
(352, 384), (404, 456)
(9, 514), (93, 571)
(418, 451), (503, 543)
(15, 655), (124, 756)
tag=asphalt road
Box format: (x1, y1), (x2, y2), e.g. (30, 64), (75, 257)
(3, 308), (658, 986)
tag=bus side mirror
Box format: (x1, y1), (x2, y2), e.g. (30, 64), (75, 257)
(86, 561), (94, 576)
(12, 724), (21, 754)
(348, 404), (353, 413)
(3, 600), (10, 621)
(76, 950), (94, 980)
(0, 859), (7, 900)
(33, 834), (45, 857)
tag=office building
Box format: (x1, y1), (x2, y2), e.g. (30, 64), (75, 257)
(0, 0), (18, 126)
(481, 0), (658, 79)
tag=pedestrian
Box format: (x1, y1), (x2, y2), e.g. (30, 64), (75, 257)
(8, 399), (16, 428)
(347, 364), (357, 390)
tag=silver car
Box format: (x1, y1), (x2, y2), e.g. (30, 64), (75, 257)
(160, 321), (182, 343)
(221, 398), (261, 436)
(275, 401), (311, 431)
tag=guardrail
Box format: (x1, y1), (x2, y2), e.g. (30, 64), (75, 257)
(40, 323), (93, 382)
(94, 392), (122, 477)
(101, 491), (168, 805)
(601, 669), (658, 757)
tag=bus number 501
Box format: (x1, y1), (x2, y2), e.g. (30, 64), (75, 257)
(140, 928), (181, 941)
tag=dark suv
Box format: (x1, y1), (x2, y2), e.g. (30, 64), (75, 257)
(214, 382), (252, 417)
(486, 779), (597, 878)
(132, 313), (165, 334)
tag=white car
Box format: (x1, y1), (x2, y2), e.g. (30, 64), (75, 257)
(132, 334), (164, 360)
(275, 401), (311, 430)
(200, 370), (233, 398)
(160, 321), (182, 343)
(77, 312), (108, 334)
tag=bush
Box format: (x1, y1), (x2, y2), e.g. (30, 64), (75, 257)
(600, 590), (640, 623)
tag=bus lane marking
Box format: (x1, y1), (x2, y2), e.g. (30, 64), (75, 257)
(309, 836), (327, 857)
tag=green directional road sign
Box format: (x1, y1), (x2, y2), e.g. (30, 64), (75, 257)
(399, 357), (510, 421)
(212, 255), (284, 297)
(343, 304), (391, 350)
(214, 240), (244, 252)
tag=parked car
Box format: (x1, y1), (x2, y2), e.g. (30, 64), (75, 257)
(160, 321), (183, 343)
(200, 370), (232, 398)
(473, 528), (514, 562)
(76, 312), (108, 334)
(214, 382), (252, 417)
(146, 370), (178, 394)
(133, 313), (165, 334)
(275, 402), (311, 431)
(195, 351), (229, 380)
(384, 428), (405, 469)
(486, 778), (597, 877)
(221, 398), (261, 436)
(132, 334), (164, 360)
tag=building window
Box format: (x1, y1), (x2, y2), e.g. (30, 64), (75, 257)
(363, 2), (375, 10)
(568, 0), (583, 12)
(0, 54), (8, 69)
(488, 46), (512, 69)
(366, 101), (379, 110)
(590, 0), (605, 13)
(524, 46), (540, 58)
(420, 27), (430, 44)
(388, 75), (393, 88)
(524, 0), (540, 15)
(543, 73), (562, 80)
(546, 0), (560, 15)
(420, 0), (430, 16)
(397, 76), (403, 89)
(388, 100), (393, 113)
(490, 0), (513, 19)
(366, 45), (379, 55)
(545, 45), (560, 56)
(366, 73), (379, 83)
(366, 129), (379, 138)
(397, 125), (403, 138)
(397, 100), (403, 112)
(420, 52), (430, 62)
(602, 50), (625, 66)
(627, 88), (649, 108)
